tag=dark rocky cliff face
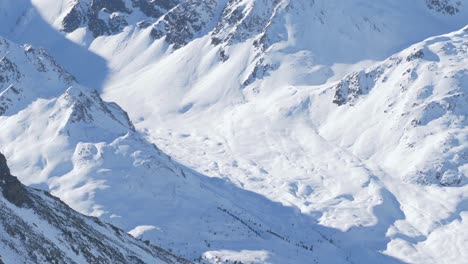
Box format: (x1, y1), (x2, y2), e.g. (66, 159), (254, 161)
(0, 153), (32, 207)
(0, 152), (191, 264)
(425, 0), (462, 15)
(62, 0), (182, 37)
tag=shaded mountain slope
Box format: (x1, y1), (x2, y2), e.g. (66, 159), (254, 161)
(0, 152), (191, 264)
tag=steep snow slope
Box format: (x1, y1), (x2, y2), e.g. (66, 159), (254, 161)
(5, 0), (462, 82)
(0, 38), (365, 264)
(143, 27), (467, 264)
(73, 0), (467, 144)
(0, 37), (75, 116)
(0, 0), (108, 88)
(324, 30), (468, 187)
(311, 27), (468, 263)
(0, 153), (191, 264)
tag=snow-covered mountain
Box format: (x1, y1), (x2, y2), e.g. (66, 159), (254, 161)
(1, 0), (466, 82)
(0, 152), (191, 264)
(0, 35), (359, 264)
(326, 27), (468, 187)
(0, 0), (467, 263)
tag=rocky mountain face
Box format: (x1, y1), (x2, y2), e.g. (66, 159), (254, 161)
(0, 152), (191, 264)
(54, 0), (467, 97)
(150, 0), (222, 49)
(426, 0), (463, 14)
(62, 0), (183, 37)
(0, 37), (75, 116)
(59, 0), (466, 49)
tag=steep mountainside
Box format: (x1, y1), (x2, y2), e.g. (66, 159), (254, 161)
(0, 153), (190, 264)
(0, 37), (75, 116)
(0, 0), (467, 263)
(0, 0), (463, 82)
(51, 0), (467, 51)
(121, 26), (466, 264)
(325, 28), (468, 187)
(0, 37), (360, 264)
(61, 0), (183, 38)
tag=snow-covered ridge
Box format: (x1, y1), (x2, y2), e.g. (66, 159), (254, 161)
(150, 0), (223, 49)
(22, 0), (467, 88)
(57, 0), (467, 50)
(323, 26), (468, 186)
(0, 152), (191, 264)
(62, 0), (183, 37)
(0, 37), (75, 116)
